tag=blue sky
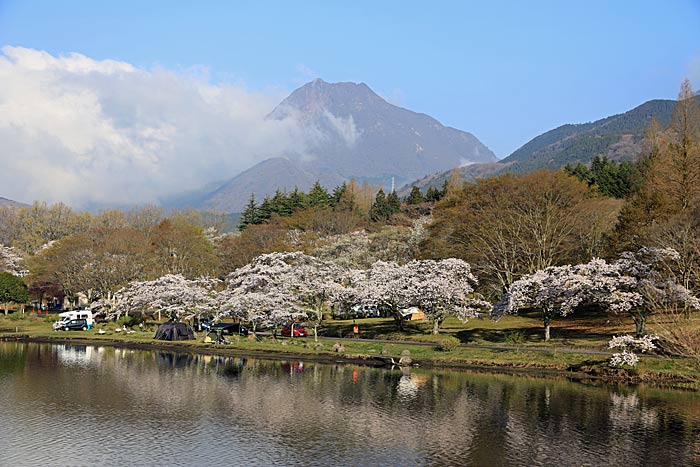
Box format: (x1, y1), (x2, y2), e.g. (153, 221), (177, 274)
(0, 1), (699, 208)
(1, 0), (699, 156)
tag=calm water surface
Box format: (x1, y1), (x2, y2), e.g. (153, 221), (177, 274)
(1, 342), (700, 467)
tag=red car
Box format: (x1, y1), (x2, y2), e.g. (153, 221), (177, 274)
(281, 324), (308, 337)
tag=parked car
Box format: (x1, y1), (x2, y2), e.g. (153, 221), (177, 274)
(281, 323), (307, 337)
(209, 322), (249, 336)
(53, 310), (94, 330)
(61, 319), (89, 331)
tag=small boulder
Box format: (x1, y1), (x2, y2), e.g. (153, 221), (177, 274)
(399, 349), (412, 366)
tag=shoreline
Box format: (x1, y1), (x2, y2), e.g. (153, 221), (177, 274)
(3, 333), (696, 390)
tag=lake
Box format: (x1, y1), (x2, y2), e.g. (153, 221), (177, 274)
(1, 342), (699, 467)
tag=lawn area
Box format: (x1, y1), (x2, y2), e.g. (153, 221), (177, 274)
(322, 308), (635, 350)
(2, 311), (698, 389)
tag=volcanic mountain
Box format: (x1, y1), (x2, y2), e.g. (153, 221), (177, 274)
(199, 79), (496, 212)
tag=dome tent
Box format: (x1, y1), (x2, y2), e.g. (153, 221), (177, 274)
(154, 322), (195, 341)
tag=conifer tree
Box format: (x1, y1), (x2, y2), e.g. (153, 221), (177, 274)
(308, 181), (331, 207)
(238, 194), (260, 230)
(406, 186), (424, 205)
(288, 187), (308, 212)
(425, 186), (442, 202)
(387, 190), (401, 214)
(369, 189), (390, 221)
(330, 182), (347, 208)
(258, 196), (274, 222)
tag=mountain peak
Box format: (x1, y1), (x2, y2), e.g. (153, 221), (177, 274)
(270, 79), (389, 120)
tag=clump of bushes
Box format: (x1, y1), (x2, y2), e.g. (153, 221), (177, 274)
(436, 336), (460, 352)
(117, 313), (144, 328)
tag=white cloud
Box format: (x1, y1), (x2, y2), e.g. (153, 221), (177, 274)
(321, 111), (360, 146)
(0, 46), (311, 208)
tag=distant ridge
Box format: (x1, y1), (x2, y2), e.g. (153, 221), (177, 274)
(0, 197), (29, 208)
(399, 96), (699, 195)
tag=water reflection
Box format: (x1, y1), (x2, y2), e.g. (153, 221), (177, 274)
(1, 342), (699, 467)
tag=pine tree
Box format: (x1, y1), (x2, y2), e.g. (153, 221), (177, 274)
(425, 186), (442, 202)
(271, 190), (292, 217)
(308, 181), (330, 207)
(238, 193), (260, 230)
(288, 187), (308, 212)
(335, 181), (358, 212)
(369, 189), (390, 221)
(387, 190), (401, 214)
(406, 186), (424, 205)
(330, 182), (347, 208)
(258, 196), (274, 221)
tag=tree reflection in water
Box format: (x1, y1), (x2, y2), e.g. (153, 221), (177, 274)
(0, 342), (699, 467)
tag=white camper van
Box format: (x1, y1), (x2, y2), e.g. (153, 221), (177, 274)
(53, 310), (94, 330)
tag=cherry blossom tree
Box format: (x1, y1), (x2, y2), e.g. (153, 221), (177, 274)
(0, 244), (24, 276)
(494, 247), (699, 340)
(355, 258), (489, 334)
(216, 289), (306, 335)
(492, 264), (588, 341)
(224, 251), (347, 340)
(112, 274), (219, 322)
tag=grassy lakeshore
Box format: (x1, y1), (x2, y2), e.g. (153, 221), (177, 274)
(1, 313), (698, 390)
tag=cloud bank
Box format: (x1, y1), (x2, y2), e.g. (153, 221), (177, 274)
(0, 46), (311, 208)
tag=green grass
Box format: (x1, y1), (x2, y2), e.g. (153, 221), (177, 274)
(1, 312), (698, 389)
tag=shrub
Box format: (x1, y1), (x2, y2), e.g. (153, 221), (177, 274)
(117, 314), (144, 328)
(436, 336), (460, 352)
(504, 330), (526, 346)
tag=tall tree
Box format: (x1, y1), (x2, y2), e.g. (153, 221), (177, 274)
(0, 272), (28, 315)
(406, 186), (424, 205)
(386, 190), (401, 214)
(369, 189), (390, 221)
(308, 181), (331, 207)
(238, 194), (261, 230)
(423, 170), (616, 297)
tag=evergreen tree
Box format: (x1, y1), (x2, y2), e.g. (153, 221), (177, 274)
(271, 190), (292, 217)
(258, 196), (274, 222)
(308, 181), (331, 207)
(288, 187), (308, 212)
(330, 182), (347, 208)
(335, 182), (358, 212)
(440, 179), (449, 198)
(387, 190), (401, 214)
(564, 162), (592, 184)
(425, 186), (442, 202)
(237, 193), (260, 230)
(369, 189), (390, 221)
(406, 185), (424, 205)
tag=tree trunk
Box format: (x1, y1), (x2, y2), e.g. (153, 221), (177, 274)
(314, 324), (319, 343)
(632, 311), (648, 337)
(432, 319), (440, 335)
(542, 310), (553, 342)
(393, 309), (404, 331)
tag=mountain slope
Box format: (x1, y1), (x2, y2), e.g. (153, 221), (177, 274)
(203, 158), (345, 213)
(198, 79), (496, 212)
(501, 98), (685, 172)
(0, 197), (29, 208)
(400, 96), (697, 195)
